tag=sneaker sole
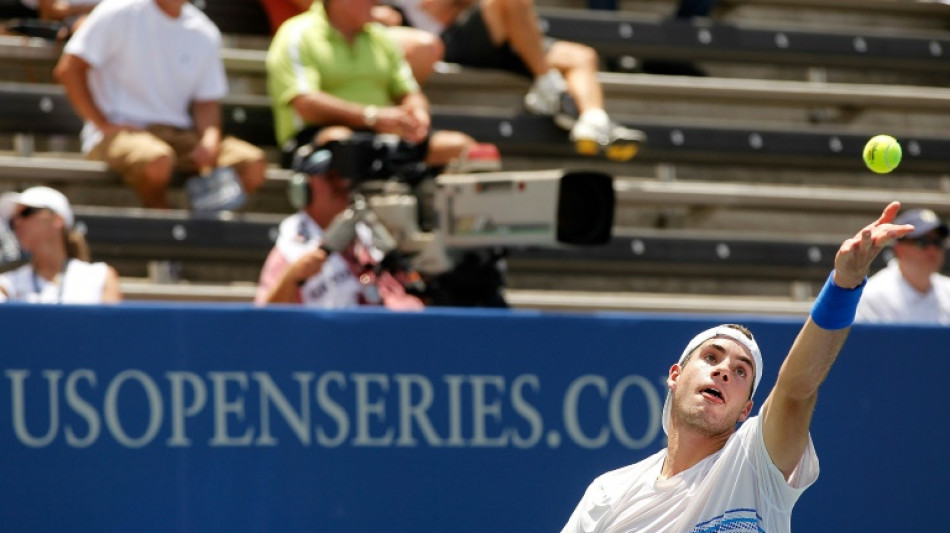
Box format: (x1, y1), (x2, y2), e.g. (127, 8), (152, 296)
(605, 140), (641, 162)
(573, 138), (642, 161)
(573, 139), (601, 156)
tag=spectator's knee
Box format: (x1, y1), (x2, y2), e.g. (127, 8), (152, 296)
(239, 157), (268, 194)
(550, 41), (600, 73)
(576, 44), (599, 70)
(140, 154), (173, 187)
(428, 131), (476, 167)
(403, 33), (444, 83)
(410, 32), (444, 64)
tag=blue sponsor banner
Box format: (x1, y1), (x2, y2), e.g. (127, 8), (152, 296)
(0, 304), (946, 532)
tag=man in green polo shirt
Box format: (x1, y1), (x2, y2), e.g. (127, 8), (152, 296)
(267, 0), (477, 169)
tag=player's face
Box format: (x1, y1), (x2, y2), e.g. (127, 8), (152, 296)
(668, 338), (755, 437)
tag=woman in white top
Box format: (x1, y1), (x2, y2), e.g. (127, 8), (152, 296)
(0, 186), (121, 304)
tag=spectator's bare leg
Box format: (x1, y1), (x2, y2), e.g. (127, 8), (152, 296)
(387, 26), (445, 84)
(547, 41), (603, 114)
(480, 0), (550, 77)
(426, 131), (475, 167)
(237, 157), (268, 195)
(135, 155), (173, 209)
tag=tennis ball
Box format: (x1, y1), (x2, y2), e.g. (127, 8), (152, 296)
(863, 135), (902, 174)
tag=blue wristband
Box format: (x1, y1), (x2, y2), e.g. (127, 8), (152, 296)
(810, 270), (866, 330)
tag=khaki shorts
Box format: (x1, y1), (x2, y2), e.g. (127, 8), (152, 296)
(89, 125), (264, 185)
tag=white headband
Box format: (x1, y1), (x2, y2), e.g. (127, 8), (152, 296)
(661, 325), (763, 435)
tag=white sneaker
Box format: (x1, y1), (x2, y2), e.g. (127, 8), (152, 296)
(570, 112), (646, 162)
(524, 70), (579, 130)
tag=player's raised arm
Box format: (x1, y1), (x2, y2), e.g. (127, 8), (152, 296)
(761, 202), (914, 478)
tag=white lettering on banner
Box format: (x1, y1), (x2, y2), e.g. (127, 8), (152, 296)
(3, 369), (665, 450)
(166, 371), (207, 447)
(65, 369), (100, 448)
(7, 369), (62, 447)
(352, 373), (395, 446)
(470, 375), (507, 447)
(104, 370), (163, 448)
(256, 372), (314, 446)
(444, 375), (465, 447)
(510, 374), (543, 449)
(563, 375), (610, 449)
(315, 371), (348, 447)
(561, 375), (662, 450)
(395, 374), (441, 447)
(209, 372), (254, 446)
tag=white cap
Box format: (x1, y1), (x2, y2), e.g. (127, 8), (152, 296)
(0, 186), (74, 229)
(661, 325), (763, 435)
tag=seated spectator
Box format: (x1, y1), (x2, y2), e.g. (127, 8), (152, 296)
(266, 0), (479, 171)
(588, 0), (713, 76)
(53, 0), (268, 209)
(0, 186), (121, 303)
(855, 208), (950, 324)
(382, 0), (646, 161)
(259, 0), (444, 83)
(255, 140), (423, 309)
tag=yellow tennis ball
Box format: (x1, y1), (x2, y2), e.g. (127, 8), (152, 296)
(863, 135), (902, 174)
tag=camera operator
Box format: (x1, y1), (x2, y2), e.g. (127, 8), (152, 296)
(254, 142), (423, 310)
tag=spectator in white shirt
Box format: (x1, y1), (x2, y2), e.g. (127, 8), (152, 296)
(856, 207), (950, 324)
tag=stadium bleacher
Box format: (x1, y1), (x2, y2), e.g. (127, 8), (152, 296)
(2, 0), (950, 314)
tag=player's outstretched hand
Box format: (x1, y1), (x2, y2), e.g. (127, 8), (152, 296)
(833, 201), (915, 288)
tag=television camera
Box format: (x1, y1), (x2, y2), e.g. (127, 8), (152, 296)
(290, 133), (616, 307)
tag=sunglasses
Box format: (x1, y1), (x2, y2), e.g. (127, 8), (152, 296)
(7, 205), (45, 229)
(904, 236), (946, 250)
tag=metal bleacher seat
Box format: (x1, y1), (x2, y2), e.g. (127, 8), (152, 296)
(6, 79), (950, 174)
(535, 6), (950, 73)
(0, 80), (946, 266)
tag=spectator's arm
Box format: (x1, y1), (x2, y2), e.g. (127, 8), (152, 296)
(191, 100), (223, 169)
(101, 265), (122, 303)
(290, 92), (377, 130)
(399, 91), (430, 114)
(38, 0), (98, 22)
(257, 247), (328, 305)
(53, 53), (112, 133)
(398, 91), (430, 141)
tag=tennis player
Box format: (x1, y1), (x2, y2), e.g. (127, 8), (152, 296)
(559, 202), (912, 533)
